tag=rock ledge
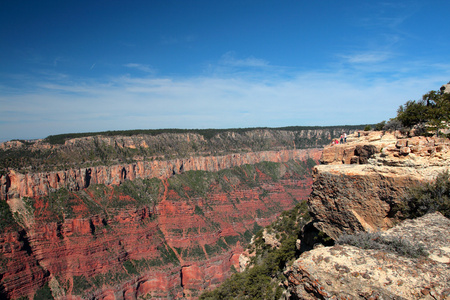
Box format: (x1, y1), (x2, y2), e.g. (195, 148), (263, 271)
(286, 212), (450, 299)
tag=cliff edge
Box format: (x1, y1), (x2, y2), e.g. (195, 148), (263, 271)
(310, 130), (450, 240)
(286, 131), (450, 299)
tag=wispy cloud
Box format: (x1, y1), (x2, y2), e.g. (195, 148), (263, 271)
(340, 51), (392, 64)
(124, 63), (156, 74)
(220, 52), (270, 68)
(160, 35), (196, 45)
(359, 1), (412, 29)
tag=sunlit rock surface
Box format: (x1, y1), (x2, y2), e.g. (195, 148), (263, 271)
(285, 212), (450, 299)
(310, 131), (450, 240)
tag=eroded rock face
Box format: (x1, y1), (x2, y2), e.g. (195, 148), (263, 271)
(309, 131), (450, 240)
(0, 231), (49, 300)
(0, 128), (359, 174)
(287, 131), (450, 299)
(0, 149), (320, 201)
(285, 212), (450, 299)
(0, 149), (320, 299)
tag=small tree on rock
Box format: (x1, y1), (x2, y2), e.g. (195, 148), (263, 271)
(396, 87), (450, 136)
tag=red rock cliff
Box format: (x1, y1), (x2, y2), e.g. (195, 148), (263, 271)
(0, 148), (321, 299)
(1, 149), (320, 201)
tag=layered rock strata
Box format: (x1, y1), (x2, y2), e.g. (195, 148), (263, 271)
(0, 148), (320, 299)
(310, 131), (450, 240)
(285, 131), (450, 299)
(0, 127), (361, 173)
(0, 149), (320, 201)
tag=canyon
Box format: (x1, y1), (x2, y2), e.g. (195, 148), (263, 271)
(6, 126), (446, 299)
(0, 128), (347, 299)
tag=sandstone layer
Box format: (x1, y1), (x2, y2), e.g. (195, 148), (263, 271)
(309, 131), (450, 240)
(284, 131), (450, 299)
(285, 212), (450, 299)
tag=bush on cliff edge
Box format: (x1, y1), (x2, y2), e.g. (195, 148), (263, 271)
(397, 170), (450, 219)
(337, 232), (428, 258)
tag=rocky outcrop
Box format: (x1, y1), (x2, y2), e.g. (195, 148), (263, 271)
(0, 149), (321, 201)
(309, 131), (450, 240)
(441, 82), (450, 94)
(285, 212), (450, 299)
(284, 131), (450, 299)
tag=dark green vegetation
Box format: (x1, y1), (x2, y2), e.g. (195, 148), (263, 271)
(30, 177), (163, 223)
(395, 170), (450, 219)
(42, 126), (366, 145)
(23, 158), (313, 224)
(337, 232), (428, 258)
(199, 202), (311, 300)
(381, 86), (450, 136)
(33, 283), (53, 300)
(168, 159), (312, 198)
(1, 126), (365, 174)
(0, 197), (19, 231)
(7, 158), (315, 298)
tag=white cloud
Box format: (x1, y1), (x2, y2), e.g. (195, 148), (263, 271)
(220, 52), (270, 68)
(1, 54), (450, 141)
(124, 63), (156, 74)
(340, 51), (391, 64)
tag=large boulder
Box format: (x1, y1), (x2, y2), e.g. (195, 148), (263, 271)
(285, 212), (450, 299)
(308, 131), (450, 240)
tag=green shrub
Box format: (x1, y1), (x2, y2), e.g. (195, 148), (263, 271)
(257, 161), (282, 181)
(157, 243), (180, 264)
(396, 100), (429, 128)
(224, 235), (239, 246)
(0, 199), (19, 231)
(194, 205), (204, 216)
(306, 157), (317, 169)
(34, 283), (53, 300)
(123, 260), (139, 275)
(383, 118), (403, 132)
(337, 231), (428, 258)
(374, 121), (386, 131)
(200, 201), (311, 299)
(397, 171), (450, 219)
(72, 275), (92, 295)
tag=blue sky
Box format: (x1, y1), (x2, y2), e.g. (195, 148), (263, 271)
(1, 1), (450, 141)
